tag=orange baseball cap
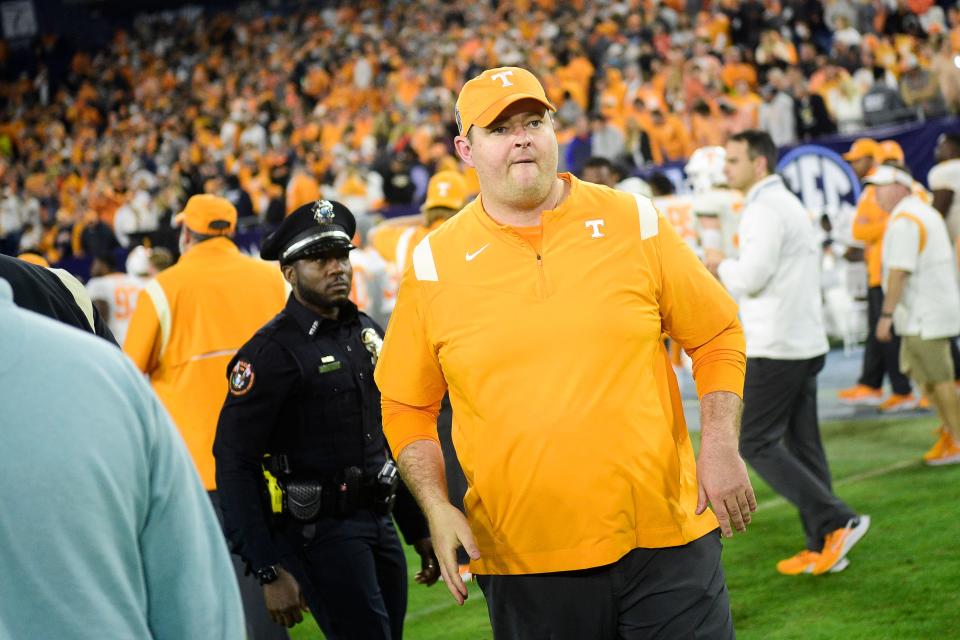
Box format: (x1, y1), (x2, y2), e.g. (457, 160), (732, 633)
(877, 140), (905, 164)
(455, 67), (556, 136)
(423, 171), (468, 210)
(173, 194), (237, 235)
(842, 138), (879, 162)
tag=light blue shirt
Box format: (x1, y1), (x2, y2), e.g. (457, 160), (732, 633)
(0, 278), (244, 639)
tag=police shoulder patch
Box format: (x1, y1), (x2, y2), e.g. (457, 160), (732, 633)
(229, 359), (255, 396)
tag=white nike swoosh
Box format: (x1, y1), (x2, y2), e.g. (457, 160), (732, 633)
(465, 244), (490, 262)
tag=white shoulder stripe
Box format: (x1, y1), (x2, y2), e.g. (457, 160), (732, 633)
(412, 236), (439, 282)
(395, 226), (417, 273)
(144, 280), (172, 359)
(633, 193), (660, 240)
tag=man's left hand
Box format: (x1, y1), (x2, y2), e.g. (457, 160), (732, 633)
(876, 317), (893, 343)
(696, 442), (757, 538)
(413, 537), (441, 586)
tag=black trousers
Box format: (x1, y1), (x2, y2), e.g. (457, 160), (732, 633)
(739, 356), (855, 550)
(279, 510), (407, 640)
(859, 286), (912, 394)
(476, 532), (733, 640)
(208, 491), (290, 640)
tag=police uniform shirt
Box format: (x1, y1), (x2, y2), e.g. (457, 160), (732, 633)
(214, 294), (398, 570)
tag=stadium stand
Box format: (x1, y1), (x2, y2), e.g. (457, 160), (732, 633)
(1, 0), (960, 276)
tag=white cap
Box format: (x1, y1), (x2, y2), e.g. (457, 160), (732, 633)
(863, 165), (913, 188)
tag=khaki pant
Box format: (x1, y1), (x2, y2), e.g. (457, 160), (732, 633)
(900, 335), (955, 385)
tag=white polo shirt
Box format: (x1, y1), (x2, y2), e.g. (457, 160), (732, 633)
(718, 175), (829, 360)
(882, 195), (960, 339)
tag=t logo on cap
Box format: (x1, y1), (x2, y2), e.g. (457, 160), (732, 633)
(455, 66), (556, 137)
(490, 71), (515, 87)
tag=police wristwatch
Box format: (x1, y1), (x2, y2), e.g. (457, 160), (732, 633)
(255, 565), (280, 585)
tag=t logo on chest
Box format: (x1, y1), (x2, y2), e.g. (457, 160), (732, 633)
(585, 219), (605, 238)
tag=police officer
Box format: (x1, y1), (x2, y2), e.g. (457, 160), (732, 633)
(214, 199), (439, 639)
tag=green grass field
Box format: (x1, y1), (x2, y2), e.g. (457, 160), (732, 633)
(292, 414), (960, 639)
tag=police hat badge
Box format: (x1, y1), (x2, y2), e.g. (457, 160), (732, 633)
(311, 199), (336, 225)
(361, 328), (383, 365)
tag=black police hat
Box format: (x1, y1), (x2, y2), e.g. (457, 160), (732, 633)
(260, 199), (357, 264)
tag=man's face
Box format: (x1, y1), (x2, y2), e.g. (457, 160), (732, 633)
(850, 156), (874, 180)
(874, 183), (910, 213)
(454, 99), (558, 210)
(286, 250), (354, 309)
(724, 140), (758, 192)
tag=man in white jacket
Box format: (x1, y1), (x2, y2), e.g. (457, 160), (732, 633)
(718, 130), (870, 577)
(872, 164), (960, 466)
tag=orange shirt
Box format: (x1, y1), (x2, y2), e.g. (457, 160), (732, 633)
(648, 114), (694, 163)
(375, 175), (745, 575)
(852, 185), (888, 287)
(124, 238), (287, 489)
(720, 62), (757, 89)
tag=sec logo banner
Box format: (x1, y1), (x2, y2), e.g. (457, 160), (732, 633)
(777, 145), (861, 245)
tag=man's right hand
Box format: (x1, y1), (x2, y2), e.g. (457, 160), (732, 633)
(427, 502), (480, 605)
(262, 567), (308, 628)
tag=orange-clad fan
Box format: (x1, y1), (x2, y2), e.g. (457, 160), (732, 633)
(123, 194), (288, 640)
(370, 170), (469, 272)
(124, 194), (287, 489)
(375, 66), (753, 637)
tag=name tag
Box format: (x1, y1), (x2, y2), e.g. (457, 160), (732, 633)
(319, 355), (341, 374)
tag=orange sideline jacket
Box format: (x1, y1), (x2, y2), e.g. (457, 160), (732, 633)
(375, 174), (746, 575)
(124, 237), (286, 489)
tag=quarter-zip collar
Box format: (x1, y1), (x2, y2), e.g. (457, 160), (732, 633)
(471, 173), (577, 250)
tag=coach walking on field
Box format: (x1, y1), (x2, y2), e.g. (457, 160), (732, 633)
(375, 66), (755, 639)
(718, 130), (870, 577)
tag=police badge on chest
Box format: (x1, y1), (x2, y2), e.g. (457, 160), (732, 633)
(361, 328), (382, 365)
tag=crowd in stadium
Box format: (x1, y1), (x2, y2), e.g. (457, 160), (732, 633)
(2, 0), (960, 267)
(4, 0), (960, 638)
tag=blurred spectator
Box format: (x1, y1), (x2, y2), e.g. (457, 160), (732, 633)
(794, 77), (837, 140)
(831, 15), (863, 49)
(862, 66), (914, 127)
(827, 77), (866, 133)
(622, 115), (653, 169)
(588, 112), (625, 163)
(564, 115), (593, 176)
(759, 70), (798, 146)
(930, 37), (960, 113)
(899, 53), (947, 119)
(581, 156), (618, 186)
(647, 105), (694, 163)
